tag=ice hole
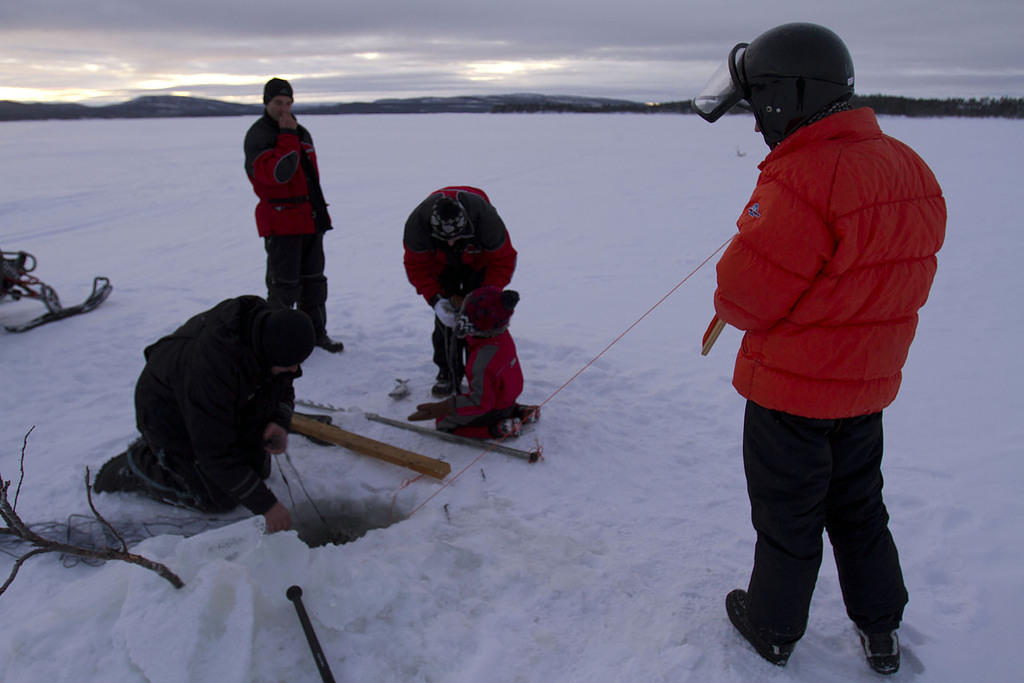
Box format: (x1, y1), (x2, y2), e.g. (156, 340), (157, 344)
(289, 498), (407, 548)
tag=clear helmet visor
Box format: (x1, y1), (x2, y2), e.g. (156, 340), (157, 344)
(692, 43), (748, 122)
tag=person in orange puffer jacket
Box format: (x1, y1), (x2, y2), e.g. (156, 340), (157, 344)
(693, 23), (946, 675)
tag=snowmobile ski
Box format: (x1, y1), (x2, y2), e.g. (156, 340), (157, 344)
(364, 412), (542, 463)
(4, 276), (112, 333)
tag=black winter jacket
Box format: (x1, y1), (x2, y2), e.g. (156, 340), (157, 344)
(134, 296), (296, 514)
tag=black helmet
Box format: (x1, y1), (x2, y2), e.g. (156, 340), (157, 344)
(693, 23), (855, 148)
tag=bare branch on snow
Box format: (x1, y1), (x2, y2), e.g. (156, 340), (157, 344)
(0, 430), (183, 597)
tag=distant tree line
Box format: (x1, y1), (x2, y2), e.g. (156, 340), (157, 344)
(489, 101), (689, 114)
(4, 93), (1022, 122)
(491, 96), (1024, 119)
(849, 95), (1024, 118)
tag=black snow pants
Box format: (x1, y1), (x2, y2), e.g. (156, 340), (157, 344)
(432, 264), (485, 381)
(741, 399), (908, 641)
(264, 232), (328, 337)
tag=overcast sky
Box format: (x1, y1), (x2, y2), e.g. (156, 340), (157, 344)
(2, 1), (1022, 105)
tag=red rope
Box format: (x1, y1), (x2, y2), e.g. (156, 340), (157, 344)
(403, 236), (734, 518)
(388, 474), (425, 526)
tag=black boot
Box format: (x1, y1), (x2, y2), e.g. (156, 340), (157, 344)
(515, 404), (541, 424)
(315, 333), (344, 353)
(431, 369), (453, 397)
(726, 589), (796, 666)
(857, 628), (900, 675)
(93, 439), (147, 493)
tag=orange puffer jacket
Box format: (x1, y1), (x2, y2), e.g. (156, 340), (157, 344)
(714, 108), (946, 418)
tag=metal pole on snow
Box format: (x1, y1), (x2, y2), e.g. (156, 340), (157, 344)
(287, 585), (337, 683)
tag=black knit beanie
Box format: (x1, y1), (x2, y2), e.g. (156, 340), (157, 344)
(261, 308), (315, 366)
(263, 78), (293, 104)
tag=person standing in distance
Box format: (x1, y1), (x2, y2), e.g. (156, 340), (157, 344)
(244, 77), (344, 353)
(693, 22), (946, 675)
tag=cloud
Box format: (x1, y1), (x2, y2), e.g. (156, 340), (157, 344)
(2, 1), (1022, 103)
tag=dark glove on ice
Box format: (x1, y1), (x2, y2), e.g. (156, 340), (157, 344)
(408, 398), (454, 421)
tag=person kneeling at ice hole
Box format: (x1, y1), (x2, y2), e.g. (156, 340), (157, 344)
(94, 297), (315, 533)
(407, 286), (538, 438)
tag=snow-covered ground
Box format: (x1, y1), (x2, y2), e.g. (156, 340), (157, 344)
(0, 112), (1020, 682)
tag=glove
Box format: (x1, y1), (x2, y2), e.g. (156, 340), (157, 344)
(408, 398), (454, 421)
(262, 422), (288, 454)
(433, 298), (458, 328)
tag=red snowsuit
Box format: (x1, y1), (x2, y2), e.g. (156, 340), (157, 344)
(714, 108), (946, 419)
(436, 330), (524, 438)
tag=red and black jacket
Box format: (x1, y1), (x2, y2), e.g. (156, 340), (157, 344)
(402, 186), (517, 304)
(244, 113), (331, 237)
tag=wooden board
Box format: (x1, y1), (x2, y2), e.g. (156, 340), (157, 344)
(290, 414), (451, 480)
(701, 316), (726, 356)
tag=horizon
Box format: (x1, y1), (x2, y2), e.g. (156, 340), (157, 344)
(7, 90), (1023, 110)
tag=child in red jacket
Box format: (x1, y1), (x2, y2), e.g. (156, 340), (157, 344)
(408, 286), (538, 438)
